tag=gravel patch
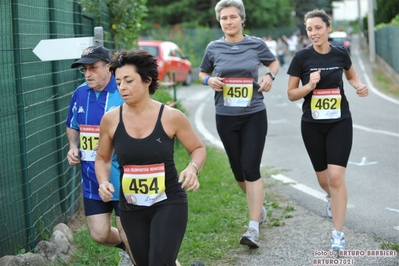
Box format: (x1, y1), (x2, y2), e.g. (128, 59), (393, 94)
(225, 187), (399, 266)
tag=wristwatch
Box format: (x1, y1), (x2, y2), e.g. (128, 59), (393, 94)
(266, 72), (276, 80)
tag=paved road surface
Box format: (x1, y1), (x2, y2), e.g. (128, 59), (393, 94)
(174, 35), (399, 265)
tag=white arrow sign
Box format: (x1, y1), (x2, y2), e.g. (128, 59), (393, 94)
(33, 36), (94, 61)
(348, 156), (378, 166)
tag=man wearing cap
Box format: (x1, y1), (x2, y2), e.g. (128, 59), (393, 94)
(66, 46), (133, 265)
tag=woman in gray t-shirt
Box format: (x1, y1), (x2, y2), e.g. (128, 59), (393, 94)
(199, 0), (279, 249)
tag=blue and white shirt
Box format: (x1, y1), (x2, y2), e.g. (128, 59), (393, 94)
(66, 76), (123, 201)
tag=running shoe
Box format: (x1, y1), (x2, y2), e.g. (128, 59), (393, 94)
(118, 250), (133, 266)
(331, 228), (345, 252)
(326, 195), (332, 218)
(259, 205), (267, 225)
(240, 227), (259, 248)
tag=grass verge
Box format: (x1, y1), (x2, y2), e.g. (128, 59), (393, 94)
(372, 68), (399, 97)
(60, 145), (294, 266)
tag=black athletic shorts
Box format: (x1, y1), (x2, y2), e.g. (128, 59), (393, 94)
(301, 118), (353, 172)
(83, 197), (120, 216)
(216, 109), (267, 182)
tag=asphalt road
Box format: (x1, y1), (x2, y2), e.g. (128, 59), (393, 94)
(176, 35), (399, 244)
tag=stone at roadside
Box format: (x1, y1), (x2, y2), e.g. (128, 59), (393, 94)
(0, 255), (22, 266)
(53, 223), (74, 245)
(34, 240), (58, 263)
(16, 252), (46, 265)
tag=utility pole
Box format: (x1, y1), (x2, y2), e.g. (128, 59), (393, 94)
(368, 0), (376, 63)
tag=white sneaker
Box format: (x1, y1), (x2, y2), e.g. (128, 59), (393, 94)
(240, 227), (259, 248)
(259, 206), (267, 225)
(331, 228), (345, 252)
(326, 195), (332, 218)
(118, 250), (133, 266)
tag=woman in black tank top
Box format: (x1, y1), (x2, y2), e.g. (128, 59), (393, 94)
(95, 50), (206, 266)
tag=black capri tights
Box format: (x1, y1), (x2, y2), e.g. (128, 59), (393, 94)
(120, 203), (188, 266)
(216, 110), (267, 182)
(301, 118), (353, 172)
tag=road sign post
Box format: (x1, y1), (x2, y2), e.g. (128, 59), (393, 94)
(94, 26), (104, 46)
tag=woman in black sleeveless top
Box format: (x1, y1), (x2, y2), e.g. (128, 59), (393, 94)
(95, 50), (206, 266)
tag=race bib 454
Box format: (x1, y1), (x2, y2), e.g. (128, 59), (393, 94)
(122, 163), (167, 206)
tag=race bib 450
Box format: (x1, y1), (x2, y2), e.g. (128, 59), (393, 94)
(223, 78), (253, 107)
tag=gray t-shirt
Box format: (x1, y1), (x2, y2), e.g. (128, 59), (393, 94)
(200, 35), (276, 116)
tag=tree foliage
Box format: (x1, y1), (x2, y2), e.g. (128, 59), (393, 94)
(293, 0), (340, 34)
(144, 0), (343, 33)
(145, 0), (294, 29)
(374, 0), (399, 25)
(78, 0), (148, 49)
(243, 0), (295, 29)
(146, 0), (215, 27)
(76, 0), (347, 47)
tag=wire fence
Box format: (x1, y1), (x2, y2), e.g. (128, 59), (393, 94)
(0, 0), (113, 256)
(376, 25), (399, 74)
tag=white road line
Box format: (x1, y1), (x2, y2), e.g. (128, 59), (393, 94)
(195, 101), (358, 208)
(271, 174), (355, 208)
(295, 104), (399, 138)
(348, 156), (378, 166)
(353, 124), (399, 137)
(269, 119), (288, 124)
(194, 90), (224, 150)
(194, 95), (357, 208)
(354, 49), (399, 105)
(385, 207), (399, 213)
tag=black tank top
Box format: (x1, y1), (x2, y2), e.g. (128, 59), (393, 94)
(114, 104), (187, 211)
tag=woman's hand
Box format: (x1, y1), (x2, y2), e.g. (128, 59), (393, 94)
(257, 75), (273, 92)
(356, 84), (369, 97)
(178, 167), (200, 191)
(208, 77), (225, 92)
(308, 70), (321, 90)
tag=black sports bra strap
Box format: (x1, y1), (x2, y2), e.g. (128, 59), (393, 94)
(119, 104), (123, 121)
(157, 104), (165, 122)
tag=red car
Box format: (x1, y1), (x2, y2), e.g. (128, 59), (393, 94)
(138, 40), (193, 85)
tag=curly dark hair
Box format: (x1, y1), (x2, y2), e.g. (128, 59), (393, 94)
(109, 49), (159, 95)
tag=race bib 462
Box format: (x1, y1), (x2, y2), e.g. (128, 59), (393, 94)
(311, 88), (342, 120)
